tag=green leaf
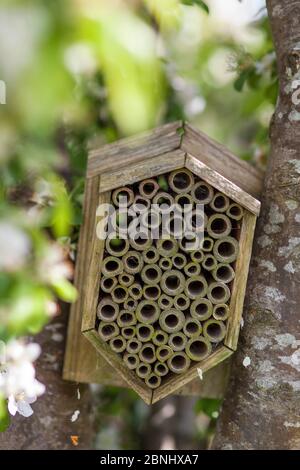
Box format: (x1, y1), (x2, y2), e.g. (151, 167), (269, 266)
(157, 175), (169, 191)
(234, 70), (249, 92)
(194, 398), (222, 419)
(0, 396), (10, 433)
(51, 278), (77, 303)
(181, 0), (209, 14)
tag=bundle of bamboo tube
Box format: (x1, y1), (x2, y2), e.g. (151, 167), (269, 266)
(97, 168), (243, 389)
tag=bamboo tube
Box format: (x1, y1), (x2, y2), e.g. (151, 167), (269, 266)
(139, 343), (156, 364)
(129, 231), (152, 251)
(172, 253), (187, 270)
(111, 285), (128, 304)
(136, 323), (155, 342)
(157, 345), (173, 362)
(185, 275), (208, 300)
(97, 298), (119, 322)
(158, 294), (174, 310)
(122, 251), (144, 274)
(173, 293), (190, 311)
(207, 214), (232, 239)
(141, 210), (161, 231)
(168, 352), (191, 374)
(202, 254), (218, 272)
(183, 317), (202, 338)
(159, 257), (173, 271)
(212, 263), (235, 284)
(201, 236), (214, 252)
(157, 238), (179, 257)
(184, 262), (201, 277)
(98, 322), (119, 341)
(190, 250), (204, 264)
(169, 168), (194, 194)
(136, 362), (151, 378)
(106, 236), (130, 257)
(143, 284), (161, 301)
(213, 303), (230, 321)
(123, 352), (139, 370)
(132, 195), (151, 213)
(136, 300), (160, 324)
(112, 187), (134, 207)
(126, 338), (142, 354)
(101, 256), (124, 277)
(190, 298), (213, 321)
(100, 276), (117, 294)
(159, 309), (185, 333)
(113, 210), (131, 237)
(141, 264), (162, 285)
(207, 281), (231, 304)
(213, 236), (239, 263)
(210, 192), (230, 213)
(121, 326), (136, 340)
(226, 203), (244, 221)
(179, 232), (201, 252)
(154, 362), (169, 377)
(139, 178), (160, 199)
(145, 374), (161, 389)
(118, 272), (135, 287)
(186, 209), (207, 233)
(174, 193), (193, 211)
(153, 329), (168, 346)
(185, 336), (212, 361)
(161, 270), (185, 296)
(168, 332), (187, 352)
(191, 181), (214, 205)
(152, 192), (174, 214)
(128, 282), (143, 300)
(203, 319), (226, 343)
(109, 335), (126, 354)
(117, 310), (136, 327)
(142, 246), (160, 264)
(123, 297), (138, 312)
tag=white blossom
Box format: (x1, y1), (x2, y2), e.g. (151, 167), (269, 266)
(0, 222), (31, 271)
(243, 356), (251, 368)
(0, 339), (45, 417)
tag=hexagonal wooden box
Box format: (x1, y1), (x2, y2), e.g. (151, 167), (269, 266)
(63, 121), (262, 404)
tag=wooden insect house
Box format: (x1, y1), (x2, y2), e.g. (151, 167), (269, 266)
(64, 121), (262, 404)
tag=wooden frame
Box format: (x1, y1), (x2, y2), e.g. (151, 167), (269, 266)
(63, 121), (262, 404)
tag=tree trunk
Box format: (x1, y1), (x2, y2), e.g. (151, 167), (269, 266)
(213, 0), (300, 450)
(0, 304), (96, 450)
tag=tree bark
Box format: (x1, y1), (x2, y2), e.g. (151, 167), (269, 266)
(0, 304), (96, 450)
(213, 0), (300, 450)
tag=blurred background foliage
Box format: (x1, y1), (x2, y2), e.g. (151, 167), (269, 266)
(0, 0), (276, 446)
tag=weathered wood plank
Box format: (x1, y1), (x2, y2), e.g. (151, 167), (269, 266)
(99, 150), (185, 193)
(84, 329), (153, 405)
(225, 211), (257, 350)
(186, 154), (261, 216)
(182, 123), (264, 199)
(87, 121), (183, 178)
(152, 346), (233, 404)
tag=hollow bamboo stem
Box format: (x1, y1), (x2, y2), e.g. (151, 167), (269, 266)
(118, 272), (134, 287)
(132, 195), (151, 213)
(158, 294), (174, 310)
(139, 178), (160, 199)
(184, 261), (201, 277)
(203, 319), (226, 343)
(136, 362), (151, 378)
(153, 329), (169, 346)
(106, 236), (130, 257)
(183, 317), (202, 338)
(213, 303), (230, 321)
(117, 310), (137, 327)
(100, 276), (118, 294)
(136, 323), (155, 342)
(152, 192), (174, 214)
(191, 180), (214, 205)
(201, 236), (214, 252)
(109, 335), (126, 354)
(97, 298), (119, 322)
(168, 168), (194, 194)
(213, 236), (239, 263)
(190, 298), (213, 321)
(145, 373), (161, 389)
(141, 264), (162, 285)
(172, 253), (187, 269)
(123, 297), (138, 312)
(157, 238), (179, 258)
(142, 246), (160, 264)
(139, 343), (156, 364)
(111, 285), (128, 304)
(128, 282), (143, 300)
(154, 362), (169, 377)
(129, 231), (152, 251)
(207, 281), (231, 304)
(159, 257), (173, 271)
(185, 336), (212, 361)
(174, 193), (194, 211)
(98, 322), (119, 341)
(156, 345), (173, 362)
(184, 275), (208, 300)
(159, 309), (185, 333)
(121, 326), (136, 340)
(210, 192), (230, 213)
(173, 293), (190, 311)
(122, 251), (144, 274)
(126, 338), (142, 354)
(226, 203), (244, 221)
(143, 284), (161, 301)
(190, 250), (204, 264)
(136, 300), (160, 324)
(123, 352), (139, 370)
(101, 256), (124, 278)
(112, 186), (134, 207)
(207, 214), (232, 239)
(168, 332), (187, 352)
(167, 352), (191, 374)
(202, 254), (218, 272)
(212, 263), (235, 283)
(161, 269), (185, 296)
